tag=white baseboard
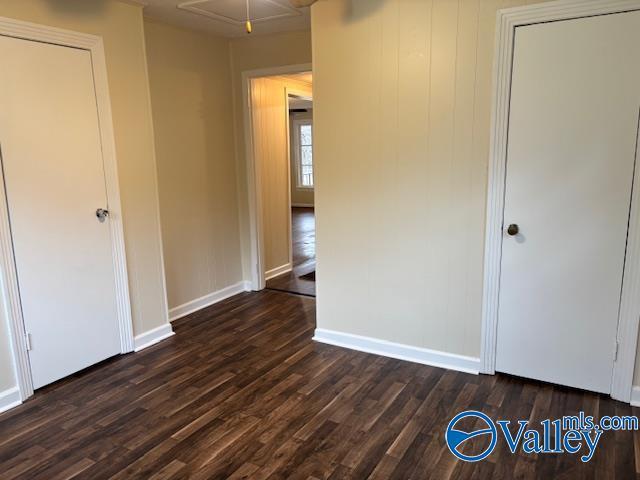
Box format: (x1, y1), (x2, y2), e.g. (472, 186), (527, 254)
(291, 203), (314, 208)
(0, 386), (21, 414)
(313, 328), (480, 375)
(265, 263), (292, 281)
(134, 324), (175, 352)
(169, 281), (251, 322)
(631, 386), (640, 407)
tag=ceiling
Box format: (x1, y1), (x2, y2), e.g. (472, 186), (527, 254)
(286, 72), (312, 109)
(136, 0), (311, 37)
(289, 97), (312, 110)
(283, 72), (312, 85)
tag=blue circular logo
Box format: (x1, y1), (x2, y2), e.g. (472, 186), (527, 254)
(445, 410), (497, 462)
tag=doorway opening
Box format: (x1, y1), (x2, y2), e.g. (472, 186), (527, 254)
(243, 66), (315, 297)
(266, 91), (315, 296)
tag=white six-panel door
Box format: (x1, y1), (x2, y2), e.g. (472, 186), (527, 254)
(0, 35), (121, 389)
(496, 11), (640, 393)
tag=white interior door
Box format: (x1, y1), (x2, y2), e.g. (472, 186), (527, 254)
(496, 12), (640, 394)
(0, 35), (121, 389)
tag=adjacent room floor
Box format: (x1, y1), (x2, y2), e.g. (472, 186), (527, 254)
(0, 290), (637, 479)
(266, 206), (315, 297)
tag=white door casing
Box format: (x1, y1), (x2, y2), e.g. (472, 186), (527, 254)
(481, 0), (640, 403)
(495, 11), (640, 394)
(0, 17), (133, 400)
(241, 64), (312, 290)
(0, 35), (123, 389)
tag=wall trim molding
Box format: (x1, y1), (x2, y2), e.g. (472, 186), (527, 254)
(480, 0), (640, 404)
(313, 328), (480, 375)
(169, 281), (251, 321)
(265, 263), (293, 281)
(0, 386), (21, 414)
(133, 324), (174, 352)
(0, 15), (135, 403)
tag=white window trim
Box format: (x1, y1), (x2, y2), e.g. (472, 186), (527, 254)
(292, 118), (314, 190)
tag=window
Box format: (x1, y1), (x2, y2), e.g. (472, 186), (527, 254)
(295, 121), (313, 188)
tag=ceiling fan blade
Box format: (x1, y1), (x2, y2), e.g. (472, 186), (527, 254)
(289, 0), (318, 7)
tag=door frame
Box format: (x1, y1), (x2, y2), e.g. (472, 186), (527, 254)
(241, 64), (312, 290)
(480, 0), (640, 403)
(285, 88), (313, 276)
(0, 17), (134, 402)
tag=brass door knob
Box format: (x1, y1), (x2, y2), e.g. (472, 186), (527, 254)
(507, 224), (519, 236)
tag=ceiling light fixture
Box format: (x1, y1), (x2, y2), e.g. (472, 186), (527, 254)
(245, 0), (314, 33)
(245, 0), (252, 33)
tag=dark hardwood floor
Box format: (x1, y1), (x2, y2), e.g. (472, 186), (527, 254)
(0, 290), (638, 479)
(266, 207), (315, 297)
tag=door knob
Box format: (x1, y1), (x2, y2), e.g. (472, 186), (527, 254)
(96, 208), (110, 223)
(507, 224), (519, 236)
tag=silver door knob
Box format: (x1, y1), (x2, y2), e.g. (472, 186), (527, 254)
(96, 208), (110, 223)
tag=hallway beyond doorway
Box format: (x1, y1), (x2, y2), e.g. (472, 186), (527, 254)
(266, 207), (315, 296)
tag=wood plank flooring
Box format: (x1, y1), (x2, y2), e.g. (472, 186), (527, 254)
(266, 207), (315, 297)
(0, 290), (638, 479)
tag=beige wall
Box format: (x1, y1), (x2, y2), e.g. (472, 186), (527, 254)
(251, 76), (312, 273)
(313, 0), (553, 358)
(0, 0), (169, 393)
(144, 19), (242, 311)
(290, 111), (315, 206)
(312, 0), (640, 387)
(230, 30), (312, 280)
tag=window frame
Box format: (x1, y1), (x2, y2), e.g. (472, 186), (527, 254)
(293, 118), (314, 190)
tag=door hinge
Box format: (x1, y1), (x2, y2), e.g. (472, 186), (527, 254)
(614, 340), (620, 362)
(25, 333), (32, 351)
